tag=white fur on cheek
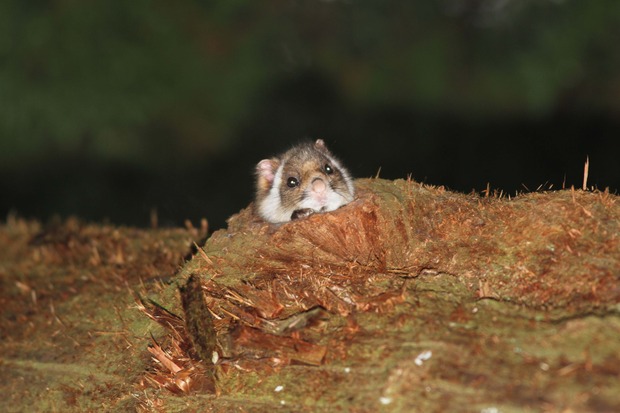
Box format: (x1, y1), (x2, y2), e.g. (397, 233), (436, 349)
(324, 190), (349, 211)
(258, 164), (293, 223)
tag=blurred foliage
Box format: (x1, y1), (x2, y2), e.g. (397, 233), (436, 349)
(1, 0), (620, 167)
(1, 0), (619, 228)
(0, 1), (272, 166)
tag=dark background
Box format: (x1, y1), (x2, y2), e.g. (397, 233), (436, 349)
(2, 1), (619, 231)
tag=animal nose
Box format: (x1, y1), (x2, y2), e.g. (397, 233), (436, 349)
(311, 178), (326, 193)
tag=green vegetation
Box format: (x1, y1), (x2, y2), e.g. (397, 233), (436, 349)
(2, 1), (619, 167)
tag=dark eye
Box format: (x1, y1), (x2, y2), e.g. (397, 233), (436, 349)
(324, 164), (334, 174)
(287, 177), (299, 188)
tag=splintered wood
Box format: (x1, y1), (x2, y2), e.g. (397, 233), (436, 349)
(168, 178), (619, 393)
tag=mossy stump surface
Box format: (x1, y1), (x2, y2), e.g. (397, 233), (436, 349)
(167, 178), (620, 412)
(1, 178), (618, 412)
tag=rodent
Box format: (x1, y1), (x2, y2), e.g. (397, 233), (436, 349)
(255, 139), (355, 224)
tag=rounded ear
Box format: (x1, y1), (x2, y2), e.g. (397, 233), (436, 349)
(256, 159), (279, 184)
(314, 139), (326, 150)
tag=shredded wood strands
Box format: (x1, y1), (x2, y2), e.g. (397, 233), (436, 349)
(583, 156), (590, 191)
(137, 297), (216, 395)
(143, 177), (619, 400)
(145, 337), (214, 395)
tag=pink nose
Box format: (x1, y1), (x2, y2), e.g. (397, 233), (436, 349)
(312, 178), (326, 193)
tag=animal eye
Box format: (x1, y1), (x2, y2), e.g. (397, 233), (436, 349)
(287, 177), (299, 188)
(324, 164), (334, 174)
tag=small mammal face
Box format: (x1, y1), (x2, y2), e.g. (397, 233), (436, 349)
(255, 139), (355, 224)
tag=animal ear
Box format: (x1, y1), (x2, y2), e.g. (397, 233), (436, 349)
(314, 139), (326, 150)
(256, 159), (279, 190)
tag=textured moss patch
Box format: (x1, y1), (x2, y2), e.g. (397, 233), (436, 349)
(1, 178), (618, 412)
(165, 178), (619, 412)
